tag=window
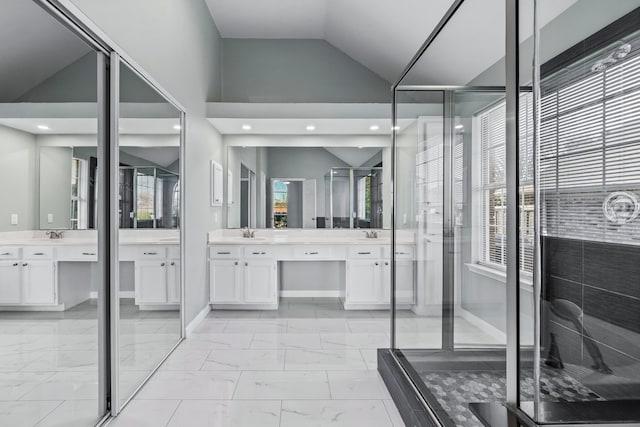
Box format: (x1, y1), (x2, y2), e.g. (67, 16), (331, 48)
(477, 94), (534, 272)
(540, 46), (640, 245)
(273, 180), (288, 228)
(356, 175), (371, 221)
(70, 158), (88, 230)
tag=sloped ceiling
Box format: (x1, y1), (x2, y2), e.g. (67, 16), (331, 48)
(205, 0), (580, 84)
(0, 0), (91, 102)
(205, 0), (453, 83)
(324, 147), (381, 167)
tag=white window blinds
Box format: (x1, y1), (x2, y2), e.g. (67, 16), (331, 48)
(540, 51), (640, 244)
(478, 94), (534, 272)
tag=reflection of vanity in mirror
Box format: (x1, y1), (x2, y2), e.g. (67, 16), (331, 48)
(0, 76), (182, 313)
(209, 139), (415, 310)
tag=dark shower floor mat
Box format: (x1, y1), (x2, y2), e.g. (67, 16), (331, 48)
(419, 367), (602, 427)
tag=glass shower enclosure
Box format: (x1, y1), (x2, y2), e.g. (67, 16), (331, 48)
(324, 167), (383, 228)
(383, 1), (640, 426)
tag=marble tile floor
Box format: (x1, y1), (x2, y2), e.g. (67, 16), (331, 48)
(109, 298), (500, 427)
(0, 299), (180, 427)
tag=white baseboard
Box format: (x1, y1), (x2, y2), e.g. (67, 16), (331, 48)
(459, 308), (506, 343)
(0, 304), (66, 312)
(279, 290), (342, 298)
(185, 304), (211, 337)
(89, 291), (135, 299)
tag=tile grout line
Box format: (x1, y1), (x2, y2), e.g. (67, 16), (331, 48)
(163, 399), (183, 427)
(33, 399), (66, 426)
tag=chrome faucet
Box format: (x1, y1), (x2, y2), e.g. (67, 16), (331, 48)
(242, 228), (256, 238)
(46, 230), (64, 239)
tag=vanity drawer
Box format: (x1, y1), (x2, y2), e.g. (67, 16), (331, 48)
(384, 245), (415, 259)
(0, 247), (20, 260)
(244, 246), (276, 259)
(57, 246), (98, 261)
(210, 246), (240, 259)
(293, 246), (334, 259)
(23, 247), (54, 260)
(348, 246), (381, 259)
(137, 247), (166, 259)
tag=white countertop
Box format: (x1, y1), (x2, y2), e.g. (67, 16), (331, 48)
(0, 230), (180, 246)
(208, 229), (415, 246)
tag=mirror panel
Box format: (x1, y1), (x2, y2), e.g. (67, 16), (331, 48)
(116, 61), (182, 408)
(226, 145), (390, 229)
(0, 0), (106, 424)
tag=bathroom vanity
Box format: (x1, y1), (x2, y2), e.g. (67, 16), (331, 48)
(0, 230), (180, 311)
(208, 229), (415, 310)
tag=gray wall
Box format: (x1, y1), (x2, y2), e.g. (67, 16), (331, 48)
(39, 146), (72, 229)
(17, 52), (167, 103)
(68, 0), (225, 326)
(0, 124), (37, 231)
(285, 181), (303, 228)
(267, 147), (350, 221)
(222, 39), (391, 103)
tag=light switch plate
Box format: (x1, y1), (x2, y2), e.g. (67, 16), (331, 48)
(10, 214), (18, 225)
(47, 213), (54, 224)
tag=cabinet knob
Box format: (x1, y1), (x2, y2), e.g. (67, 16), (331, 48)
(13, 263), (18, 267)
(375, 262), (379, 266)
(171, 262), (175, 266)
(161, 262), (166, 267)
(385, 262), (389, 266)
(234, 261), (238, 266)
(23, 263), (28, 266)
(245, 262), (248, 266)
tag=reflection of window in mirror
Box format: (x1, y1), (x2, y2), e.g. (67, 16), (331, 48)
(70, 157), (88, 230)
(357, 175), (371, 223)
(273, 180), (288, 228)
(172, 180), (180, 228)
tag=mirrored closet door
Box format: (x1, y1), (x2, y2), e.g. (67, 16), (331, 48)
(0, 0), (109, 425)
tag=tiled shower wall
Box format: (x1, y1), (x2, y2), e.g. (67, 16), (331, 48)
(542, 236), (640, 399)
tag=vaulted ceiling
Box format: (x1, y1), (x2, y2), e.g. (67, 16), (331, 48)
(205, 0), (455, 83)
(0, 0), (90, 102)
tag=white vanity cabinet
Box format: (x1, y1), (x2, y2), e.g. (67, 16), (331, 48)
(22, 261), (56, 305)
(0, 261), (22, 303)
(210, 259), (242, 303)
(209, 246), (278, 308)
(345, 244), (415, 309)
(134, 246), (181, 307)
(346, 259), (382, 304)
(0, 247), (57, 306)
(243, 259), (277, 304)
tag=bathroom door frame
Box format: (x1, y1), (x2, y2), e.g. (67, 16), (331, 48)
(34, 0), (188, 422)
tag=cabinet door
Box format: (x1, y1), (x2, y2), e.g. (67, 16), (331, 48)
(23, 261), (56, 305)
(210, 260), (242, 303)
(0, 261), (22, 304)
(243, 260), (276, 304)
(382, 260), (415, 304)
(346, 260), (381, 304)
(167, 259), (181, 304)
(135, 260), (168, 304)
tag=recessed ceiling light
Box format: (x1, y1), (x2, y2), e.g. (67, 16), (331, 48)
(306, 125), (315, 131)
(455, 124), (464, 130)
(37, 125), (50, 130)
(369, 125), (380, 131)
(242, 124), (252, 131)
(173, 125), (181, 130)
